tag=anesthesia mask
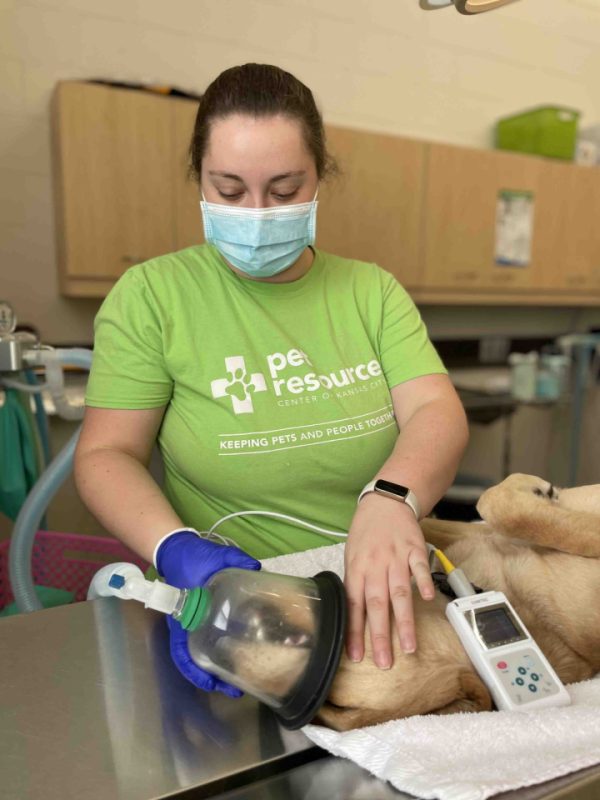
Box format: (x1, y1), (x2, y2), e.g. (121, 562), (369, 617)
(90, 563), (346, 729)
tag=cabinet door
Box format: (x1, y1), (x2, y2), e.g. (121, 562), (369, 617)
(421, 144), (546, 293)
(172, 98), (204, 250)
(53, 82), (176, 296)
(318, 126), (425, 287)
(539, 162), (600, 293)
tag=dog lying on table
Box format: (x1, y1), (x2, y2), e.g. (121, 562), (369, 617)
(317, 473), (600, 731)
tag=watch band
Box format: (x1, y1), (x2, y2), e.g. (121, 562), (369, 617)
(358, 479), (421, 519)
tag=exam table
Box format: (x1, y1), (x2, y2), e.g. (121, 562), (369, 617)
(2, 597), (599, 800)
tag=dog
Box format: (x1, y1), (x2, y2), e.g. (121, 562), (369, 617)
(317, 473), (600, 731)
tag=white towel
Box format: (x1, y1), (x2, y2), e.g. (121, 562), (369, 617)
(262, 543), (600, 800)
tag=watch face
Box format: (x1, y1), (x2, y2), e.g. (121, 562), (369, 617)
(374, 479), (409, 499)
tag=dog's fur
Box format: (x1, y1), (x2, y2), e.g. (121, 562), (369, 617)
(317, 474), (600, 731)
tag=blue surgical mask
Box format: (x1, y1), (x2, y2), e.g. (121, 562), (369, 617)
(200, 195), (318, 278)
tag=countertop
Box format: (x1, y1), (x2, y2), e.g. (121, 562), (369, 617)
(2, 598), (599, 800)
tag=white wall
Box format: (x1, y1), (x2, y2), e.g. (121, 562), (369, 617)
(2, 0), (600, 343)
(2, 0), (599, 540)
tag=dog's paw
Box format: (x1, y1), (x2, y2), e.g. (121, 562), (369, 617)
(477, 474), (554, 525)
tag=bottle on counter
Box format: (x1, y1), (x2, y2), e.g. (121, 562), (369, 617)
(508, 351), (538, 401)
(537, 353), (571, 401)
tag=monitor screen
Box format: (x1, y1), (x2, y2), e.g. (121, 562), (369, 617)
(474, 606), (526, 647)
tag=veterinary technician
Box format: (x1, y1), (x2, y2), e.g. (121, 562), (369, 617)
(74, 63), (469, 695)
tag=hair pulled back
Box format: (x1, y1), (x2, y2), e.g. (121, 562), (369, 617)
(189, 63), (336, 183)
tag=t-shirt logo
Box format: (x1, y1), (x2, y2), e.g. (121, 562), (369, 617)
(211, 356), (267, 414)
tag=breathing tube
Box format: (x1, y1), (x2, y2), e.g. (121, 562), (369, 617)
(9, 348), (92, 612)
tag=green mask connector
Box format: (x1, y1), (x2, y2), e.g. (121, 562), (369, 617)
(177, 587), (212, 631)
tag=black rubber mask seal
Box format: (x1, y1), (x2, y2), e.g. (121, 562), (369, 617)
(273, 570), (347, 730)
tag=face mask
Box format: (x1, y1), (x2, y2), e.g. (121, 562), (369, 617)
(200, 195), (318, 278)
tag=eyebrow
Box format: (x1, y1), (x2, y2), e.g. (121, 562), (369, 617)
(208, 170), (306, 183)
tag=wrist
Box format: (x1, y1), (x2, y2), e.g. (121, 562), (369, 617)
(358, 491), (416, 515)
(154, 528), (200, 572)
(358, 478), (421, 520)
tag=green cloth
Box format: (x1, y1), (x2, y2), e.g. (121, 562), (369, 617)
(86, 245), (446, 558)
(0, 388), (40, 520)
(15, 386), (45, 478)
(0, 585), (74, 616)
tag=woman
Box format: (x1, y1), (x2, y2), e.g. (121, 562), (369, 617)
(75, 63), (468, 695)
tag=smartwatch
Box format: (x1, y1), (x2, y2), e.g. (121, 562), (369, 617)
(358, 479), (421, 519)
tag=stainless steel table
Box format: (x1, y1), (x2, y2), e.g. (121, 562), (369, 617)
(2, 598), (599, 800)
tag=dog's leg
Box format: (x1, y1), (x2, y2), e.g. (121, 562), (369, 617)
(315, 702), (399, 732)
(433, 670), (493, 715)
(477, 474), (600, 557)
(420, 518), (490, 551)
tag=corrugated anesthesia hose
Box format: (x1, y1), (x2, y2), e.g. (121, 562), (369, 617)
(9, 348), (92, 612)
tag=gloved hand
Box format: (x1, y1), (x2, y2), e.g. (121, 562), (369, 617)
(155, 529), (261, 696)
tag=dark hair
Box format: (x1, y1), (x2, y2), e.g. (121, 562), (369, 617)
(189, 63), (337, 183)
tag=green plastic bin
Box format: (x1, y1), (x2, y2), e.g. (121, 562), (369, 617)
(495, 105), (580, 161)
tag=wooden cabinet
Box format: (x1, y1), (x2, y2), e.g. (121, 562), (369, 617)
(537, 161), (600, 294)
(52, 81), (200, 297)
(52, 81), (600, 305)
(318, 126), (425, 287)
(419, 144), (540, 293)
(172, 97), (203, 250)
(412, 142), (600, 305)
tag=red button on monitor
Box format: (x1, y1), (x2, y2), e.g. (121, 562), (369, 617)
(497, 661), (508, 669)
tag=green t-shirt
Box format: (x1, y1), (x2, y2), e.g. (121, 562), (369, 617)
(86, 245), (446, 558)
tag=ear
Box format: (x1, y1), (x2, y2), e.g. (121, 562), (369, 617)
(434, 670), (493, 715)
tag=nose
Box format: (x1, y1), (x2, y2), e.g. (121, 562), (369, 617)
(242, 191), (270, 209)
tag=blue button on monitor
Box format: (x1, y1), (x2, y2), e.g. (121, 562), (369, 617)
(518, 667), (527, 675)
(529, 684), (538, 692)
(516, 677), (524, 686)
(531, 673), (539, 681)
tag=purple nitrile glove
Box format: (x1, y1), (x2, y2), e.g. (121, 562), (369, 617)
(155, 529), (261, 696)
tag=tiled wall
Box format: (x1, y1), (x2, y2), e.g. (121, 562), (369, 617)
(2, 0), (600, 343)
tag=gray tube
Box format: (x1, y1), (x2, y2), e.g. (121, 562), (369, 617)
(9, 348), (92, 613)
(568, 343), (592, 487)
(9, 427), (81, 611)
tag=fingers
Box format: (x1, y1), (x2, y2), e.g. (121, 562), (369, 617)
(344, 570), (366, 663)
(365, 569), (393, 668)
(345, 540), (435, 668)
(410, 552), (435, 602)
(390, 548), (435, 654)
(168, 616), (242, 696)
(214, 679), (243, 698)
(224, 546), (262, 572)
(169, 621), (216, 690)
(387, 559), (415, 654)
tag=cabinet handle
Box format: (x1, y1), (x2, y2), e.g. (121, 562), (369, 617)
(452, 270), (478, 281)
(121, 255), (145, 265)
(566, 275), (587, 286)
(491, 272), (517, 283)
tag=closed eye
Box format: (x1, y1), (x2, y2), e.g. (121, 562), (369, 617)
(272, 190), (300, 201)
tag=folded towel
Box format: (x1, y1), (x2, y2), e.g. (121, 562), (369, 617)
(262, 543), (600, 800)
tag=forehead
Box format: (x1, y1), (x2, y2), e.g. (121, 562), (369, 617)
(204, 113), (314, 176)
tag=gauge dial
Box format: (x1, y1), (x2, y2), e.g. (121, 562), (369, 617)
(0, 301), (16, 335)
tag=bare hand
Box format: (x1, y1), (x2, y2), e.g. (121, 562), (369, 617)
(344, 494), (434, 669)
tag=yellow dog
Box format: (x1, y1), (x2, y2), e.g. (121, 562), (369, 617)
(318, 474), (600, 730)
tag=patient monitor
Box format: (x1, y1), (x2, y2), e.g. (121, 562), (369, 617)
(447, 590), (571, 711)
